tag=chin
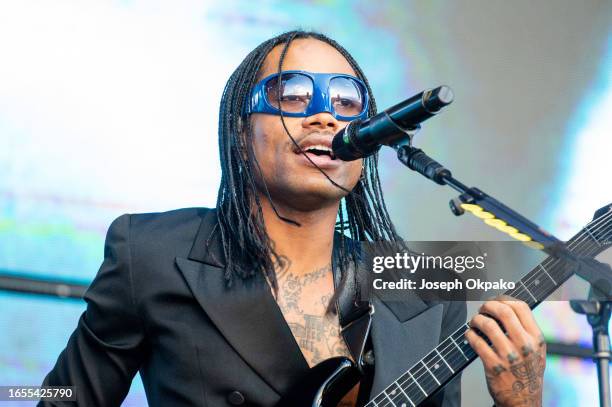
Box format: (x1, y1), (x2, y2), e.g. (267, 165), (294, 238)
(279, 180), (354, 210)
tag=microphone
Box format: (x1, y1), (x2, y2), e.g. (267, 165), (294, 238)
(332, 85), (454, 161)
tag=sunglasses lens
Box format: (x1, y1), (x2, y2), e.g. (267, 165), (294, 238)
(330, 77), (364, 117)
(265, 73), (313, 113)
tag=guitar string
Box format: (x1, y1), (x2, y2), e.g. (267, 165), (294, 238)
(372, 210), (611, 407)
(373, 215), (607, 407)
(369, 209), (611, 407)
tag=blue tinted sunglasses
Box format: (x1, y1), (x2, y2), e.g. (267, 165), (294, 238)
(245, 70), (369, 121)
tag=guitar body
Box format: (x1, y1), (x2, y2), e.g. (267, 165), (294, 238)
(275, 357), (361, 407)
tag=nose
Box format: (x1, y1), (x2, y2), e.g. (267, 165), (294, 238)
(302, 112), (339, 132)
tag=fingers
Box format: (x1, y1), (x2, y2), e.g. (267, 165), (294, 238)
(468, 313), (517, 362)
(498, 295), (543, 339)
(479, 300), (534, 352)
(469, 296), (546, 364)
(465, 328), (502, 370)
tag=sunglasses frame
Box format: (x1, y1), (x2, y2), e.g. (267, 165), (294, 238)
(245, 70), (370, 121)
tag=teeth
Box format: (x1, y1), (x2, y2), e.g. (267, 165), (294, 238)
(305, 145), (332, 152)
(301, 144), (336, 160)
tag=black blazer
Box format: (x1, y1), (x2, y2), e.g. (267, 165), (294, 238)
(40, 207), (466, 406)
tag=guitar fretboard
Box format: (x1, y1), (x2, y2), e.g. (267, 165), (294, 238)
(366, 218), (608, 407)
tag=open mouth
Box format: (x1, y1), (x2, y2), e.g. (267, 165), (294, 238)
(302, 144), (337, 160)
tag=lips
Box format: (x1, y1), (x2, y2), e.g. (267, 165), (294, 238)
(302, 144), (337, 160)
(294, 133), (336, 159)
(293, 133), (342, 168)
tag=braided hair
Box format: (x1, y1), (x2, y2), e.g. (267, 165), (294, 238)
(215, 30), (401, 296)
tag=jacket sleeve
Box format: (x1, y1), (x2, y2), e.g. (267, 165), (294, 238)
(39, 214), (147, 407)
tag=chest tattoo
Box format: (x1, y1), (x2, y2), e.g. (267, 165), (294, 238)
(275, 265), (352, 366)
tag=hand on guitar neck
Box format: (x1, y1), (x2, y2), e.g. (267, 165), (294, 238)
(466, 295), (546, 407)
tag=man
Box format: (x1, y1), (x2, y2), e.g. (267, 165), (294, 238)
(41, 30), (546, 406)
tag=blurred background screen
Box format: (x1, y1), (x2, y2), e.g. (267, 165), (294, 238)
(0, 1), (610, 406)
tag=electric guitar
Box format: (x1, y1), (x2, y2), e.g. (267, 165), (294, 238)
(276, 204), (612, 406)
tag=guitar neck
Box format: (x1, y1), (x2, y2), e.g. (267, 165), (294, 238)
(366, 224), (605, 407)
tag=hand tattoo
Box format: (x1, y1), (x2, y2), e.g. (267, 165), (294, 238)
(509, 352), (544, 393)
(493, 364), (507, 376)
(489, 351), (545, 407)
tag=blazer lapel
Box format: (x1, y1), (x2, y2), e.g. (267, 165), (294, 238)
(369, 294), (444, 397)
(175, 209), (309, 396)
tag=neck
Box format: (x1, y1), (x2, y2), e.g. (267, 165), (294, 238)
(259, 195), (339, 276)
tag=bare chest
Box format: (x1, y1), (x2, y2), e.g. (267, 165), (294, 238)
(274, 265), (360, 406)
(274, 266), (351, 368)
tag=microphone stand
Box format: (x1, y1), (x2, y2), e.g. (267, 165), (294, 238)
(384, 131), (612, 295)
(383, 128), (612, 406)
(570, 290), (611, 407)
